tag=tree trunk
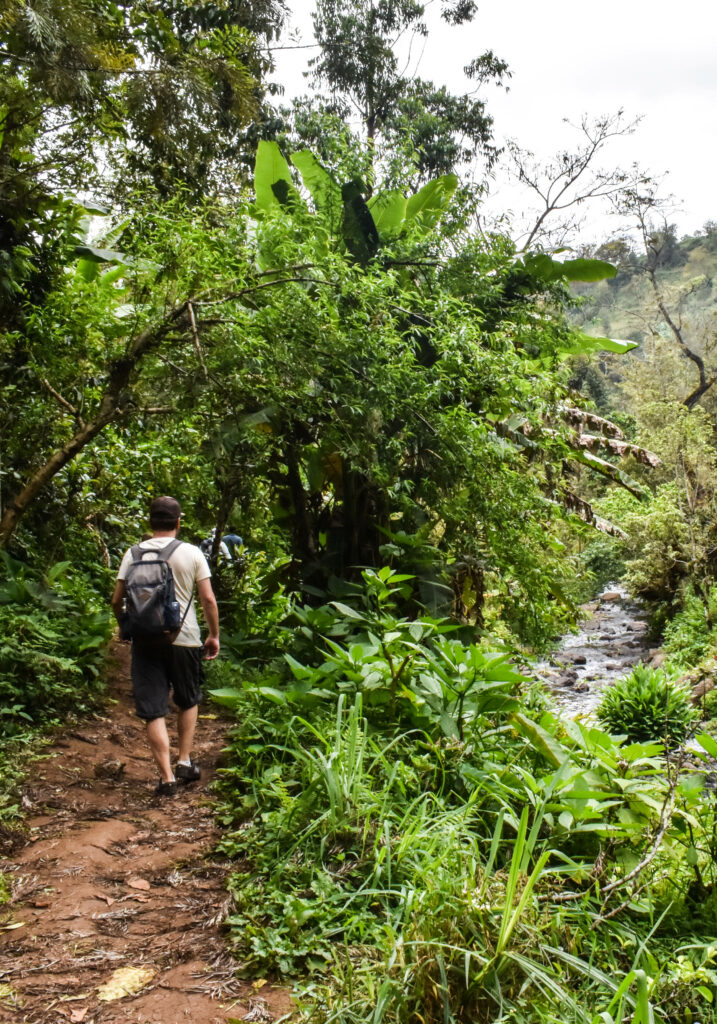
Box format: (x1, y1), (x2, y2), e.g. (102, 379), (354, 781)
(0, 303), (188, 548)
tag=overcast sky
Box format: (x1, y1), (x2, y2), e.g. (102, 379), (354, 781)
(272, 1), (717, 243)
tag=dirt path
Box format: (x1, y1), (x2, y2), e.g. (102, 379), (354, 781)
(0, 644), (291, 1024)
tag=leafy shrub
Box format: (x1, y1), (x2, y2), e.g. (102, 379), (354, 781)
(0, 553), (112, 737)
(271, 567), (525, 739)
(597, 663), (696, 746)
(576, 534), (627, 601)
(663, 588), (713, 668)
(213, 547), (294, 666)
(597, 486), (689, 601)
(700, 687), (717, 721)
(213, 680), (692, 1022)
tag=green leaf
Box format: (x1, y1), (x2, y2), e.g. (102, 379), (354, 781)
(568, 333), (639, 355)
(257, 686), (289, 704)
(509, 711), (570, 768)
(240, 406), (276, 431)
(74, 258), (100, 283)
(560, 257), (617, 282)
(522, 254), (617, 284)
(290, 150), (342, 222)
(73, 244), (129, 264)
(208, 687), (244, 706)
(74, 198), (110, 215)
(405, 174), (458, 232)
(254, 140), (294, 213)
(367, 190), (408, 240)
(696, 733), (717, 759)
(329, 601), (366, 620)
(46, 561), (71, 583)
(439, 711), (459, 738)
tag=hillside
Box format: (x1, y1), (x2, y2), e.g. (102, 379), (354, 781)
(573, 227), (717, 353)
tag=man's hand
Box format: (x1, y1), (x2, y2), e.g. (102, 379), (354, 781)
(204, 636), (220, 660)
(197, 578), (220, 661)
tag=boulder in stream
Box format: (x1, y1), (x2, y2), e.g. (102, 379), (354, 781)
(557, 672), (578, 687)
(599, 591), (622, 602)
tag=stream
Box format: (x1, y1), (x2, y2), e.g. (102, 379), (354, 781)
(536, 585), (654, 718)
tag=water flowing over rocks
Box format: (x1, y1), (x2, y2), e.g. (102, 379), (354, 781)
(535, 585), (653, 717)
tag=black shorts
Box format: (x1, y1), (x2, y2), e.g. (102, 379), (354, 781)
(130, 642), (204, 721)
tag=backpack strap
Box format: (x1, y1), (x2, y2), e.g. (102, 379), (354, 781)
(158, 539), (193, 635)
(130, 539), (183, 563)
(157, 538), (183, 562)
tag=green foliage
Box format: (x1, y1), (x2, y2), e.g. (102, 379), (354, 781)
(273, 567), (523, 738)
(597, 663), (697, 746)
(213, 640), (715, 1022)
(213, 547), (294, 666)
(0, 0), (283, 330)
(597, 486), (690, 600)
(576, 534), (626, 599)
(700, 688), (717, 720)
(0, 553), (112, 737)
(663, 588), (714, 669)
(0, 728), (48, 824)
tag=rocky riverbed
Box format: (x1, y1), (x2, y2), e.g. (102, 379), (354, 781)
(536, 586), (654, 718)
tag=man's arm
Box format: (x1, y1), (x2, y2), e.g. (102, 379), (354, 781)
(197, 577), (220, 660)
(110, 580), (126, 625)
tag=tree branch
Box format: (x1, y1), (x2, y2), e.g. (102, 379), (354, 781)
(0, 302), (189, 547)
(42, 378), (85, 428)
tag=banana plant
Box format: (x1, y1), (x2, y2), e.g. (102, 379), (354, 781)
(253, 140), (459, 262)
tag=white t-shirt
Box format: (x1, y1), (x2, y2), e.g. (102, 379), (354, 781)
(117, 537), (211, 647)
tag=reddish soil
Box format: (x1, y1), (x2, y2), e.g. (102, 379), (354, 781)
(0, 643), (292, 1024)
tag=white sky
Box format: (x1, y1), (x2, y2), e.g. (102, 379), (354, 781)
(272, 0), (717, 244)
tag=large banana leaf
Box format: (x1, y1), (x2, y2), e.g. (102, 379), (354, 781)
(254, 140), (301, 213)
(566, 332), (639, 355)
(73, 244), (129, 264)
(367, 189), (408, 240)
(572, 433), (659, 467)
(523, 253), (617, 284)
(405, 173), (458, 231)
(560, 405), (625, 439)
(290, 150), (342, 223)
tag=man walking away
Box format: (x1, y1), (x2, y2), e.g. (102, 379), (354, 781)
(222, 530), (243, 559)
(111, 496), (220, 796)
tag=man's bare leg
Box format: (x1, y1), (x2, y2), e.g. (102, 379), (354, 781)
(146, 717), (174, 782)
(177, 705), (198, 764)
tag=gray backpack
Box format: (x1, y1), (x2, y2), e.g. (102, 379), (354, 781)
(120, 540), (188, 641)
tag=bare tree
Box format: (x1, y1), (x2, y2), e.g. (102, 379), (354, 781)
(500, 110), (648, 252)
(616, 184), (717, 409)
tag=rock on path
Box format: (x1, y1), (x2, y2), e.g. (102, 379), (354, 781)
(0, 643), (291, 1024)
